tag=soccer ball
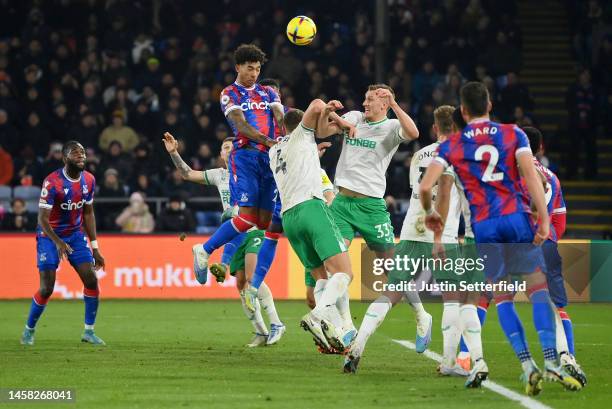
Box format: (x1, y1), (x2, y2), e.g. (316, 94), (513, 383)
(286, 16), (317, 46)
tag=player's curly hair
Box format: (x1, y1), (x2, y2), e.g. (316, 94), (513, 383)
(62, 140), (84, 157)
(234, 44), (267, 65)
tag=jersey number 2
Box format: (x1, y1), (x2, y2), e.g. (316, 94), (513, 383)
(475, 145), (503, 182)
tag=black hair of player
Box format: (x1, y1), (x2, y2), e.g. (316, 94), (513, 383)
(259, 78), (280, 90)
(452, 106), (467, 129)
(62, 140), (84, 157)
(234, 44), (267, 65)
(522, 126), (543, 155)
(460, 82), (489, 117)
(284, 109), (304, 133)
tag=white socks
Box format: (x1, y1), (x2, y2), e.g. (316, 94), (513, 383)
(460, 304), (483, 362)
(314, 279), (327, 305)
(404, 284), (426, 318)
(240, 291), (267, 335)
(442, 302), (462, 366)
(336, 289), (354, 330)
(352, 296), (392, 356)
(313, 272), (350, 318)
(313, 276), (352, 330)
(258, 282), (282, 326)
(554, 303), (569, 355)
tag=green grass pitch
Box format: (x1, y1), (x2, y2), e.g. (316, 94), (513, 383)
(1, 300), (610, 409)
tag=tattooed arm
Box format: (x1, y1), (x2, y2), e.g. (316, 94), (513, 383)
(162, 132), (207, 184)
(227, 110), (276, 148)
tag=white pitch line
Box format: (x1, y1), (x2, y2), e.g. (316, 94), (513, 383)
(392, 339), (553, 409)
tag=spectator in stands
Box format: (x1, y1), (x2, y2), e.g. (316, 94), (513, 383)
(12, 145), (42, 186)
(482, 31), (522, 76)
(100, 141), (132, 180)
(162, 168), (194, 198)
(98, 168), (126, 198)
(156, 195), (196, 232)
(566, 68), (598, 179)
(115, 192), (155, 233)
(22, 112), (51, 157)
(0, 143), (14, 185)
(498, 72), (535, 122)
(99, 110), (139, 153)
(0, 108), (18, 155)
(131, 173), (161, 198)
(1, 198), (36, 231)
(69, 111), (100, 151)
(41, 142), (64, 176)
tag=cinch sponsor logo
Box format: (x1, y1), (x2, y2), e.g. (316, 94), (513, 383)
(240, 100), (269, 110)
(60, 199), (86, 210)
(345, 138), (377, 149)
(463, 126), (498, 138)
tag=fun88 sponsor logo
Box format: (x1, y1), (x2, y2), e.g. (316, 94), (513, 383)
(60, 199), (86, 211)
(240, 100), (269, 111)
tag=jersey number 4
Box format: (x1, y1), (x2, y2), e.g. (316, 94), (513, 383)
(475, 145), (504, 182)
(274, 150), (287, 175)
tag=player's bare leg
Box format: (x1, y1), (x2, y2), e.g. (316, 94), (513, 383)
(21, 270), (56, 345)
(75, 262), (105, 345)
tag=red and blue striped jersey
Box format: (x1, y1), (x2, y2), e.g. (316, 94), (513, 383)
(273, 105), (291, 139)
(220, 82), (282, 151)
(37, 169), (96, 237)
(434, 119), (531, 225)
(521, 158), (567, 241)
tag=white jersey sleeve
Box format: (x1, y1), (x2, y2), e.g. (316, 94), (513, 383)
(341, 111), (364, 126)
(203, 168), (223, 186)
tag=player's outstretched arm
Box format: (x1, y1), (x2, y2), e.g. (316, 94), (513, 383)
(271, 104), (285, 133)
(162, 132), (207, 185)
(83, 203), (105, 270)
(227, 110), (276, 148)
(316, 100), (344, 138)
(38, 207), (73, 260)
(376, 89), (419, 140)
(517, 152), (550, 245)
(420, 161), (445, 233)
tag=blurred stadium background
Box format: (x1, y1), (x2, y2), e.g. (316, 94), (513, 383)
(0, 0), (611, 240)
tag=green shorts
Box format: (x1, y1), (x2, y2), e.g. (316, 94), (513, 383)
(330, 194), (394, 252)
(460, 237), (485, 285)
(305, 270), (316, 288)
(282, 199), (347, 270)
(229, 230), (264, 275)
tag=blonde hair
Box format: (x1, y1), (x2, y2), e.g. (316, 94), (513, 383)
(433, 105), (455, 135)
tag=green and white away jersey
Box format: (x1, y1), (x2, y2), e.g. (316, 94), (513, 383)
(334, 111), (407, 198)
(203, 168), (231, 211)
(458, 179), (474, 239)
(400, 142), (461, 244)
(269, 123), (325, 214)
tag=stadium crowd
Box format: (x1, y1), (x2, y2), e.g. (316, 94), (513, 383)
(0, 0), (553, 232)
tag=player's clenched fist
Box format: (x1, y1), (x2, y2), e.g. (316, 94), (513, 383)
(324, 100), (343, 112)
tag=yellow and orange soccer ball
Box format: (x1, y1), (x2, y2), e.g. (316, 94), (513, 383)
(286, 16), (317, 46)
